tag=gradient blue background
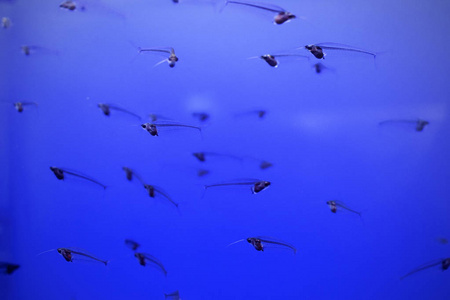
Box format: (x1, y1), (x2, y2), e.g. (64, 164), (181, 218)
(1, 0), (449, 299)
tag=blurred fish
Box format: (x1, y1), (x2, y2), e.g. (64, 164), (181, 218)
(0, 262), (20, 274)
(138, 47), (178, 68)
(192, 112), (210, 122)
(122, 167), (144, 182)
(97, 103), (141, 120)
(253, 54), (309, 68)
(50, 166), (107, 189)
(57, 248), (108, 265)
(205, 179), (270, 194)
(401, 258), (450, 279)
(134, 253), (167, 276)
(228, 236), (297, 253)
(144, 184), (179, 208)
(2, 17), (11, 29)
(193, 151), (243, 163)
(304, 43), (377, 60)
(379, 119), (429, 132)
(223, 0), (296, 25)
(437, 237), (448, 245)
(125, 239), (140, 251)
(141, 122), (201, 136)
(165, 290), (181, 300)
(326, 200), (361, 216)
(13, 102), (38, 113)
(234, 109), (266, 119)
(21, 45), (59, 56)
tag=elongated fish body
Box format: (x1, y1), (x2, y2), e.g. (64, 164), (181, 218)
(261, 54), (278, 67)
(305, 43), (377, 60)
(327, 200), (361, 216)
(139, 47), (178, 68)
(0, 262), (20, 274)
(57, 248), (108, 265)
(225, 1), (295, 25)
(165, 290), (181, 300)
(247, 237), (264, 251)
(134, 253), (167, 275)
(60, 1), (77, 11)
(401, 258), (450, 279)
(141, 122), (201, 136)
(228, 236), (296, 253)
(205, 180), (270, 194)
(50, 167), (106, 189)
(50, 166), (65, 180)
(125, 239), (140, 251)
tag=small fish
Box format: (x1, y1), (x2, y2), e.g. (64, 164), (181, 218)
(0, 262), (20, 274)
(165, 290), (181, 300)
(50, 166), (107, 189)
(326, 200), (361, 216)
(192, 112), (210, 122)
(258, 54), (309, 68)
(134, 253), (167, 276)
(20, 45), (59, 56)
(437, 237), (448, 245)
(228, 236), (297, 253)
(141, 122), (201, 136)
(14, 102), (38, 113)
(97, 103), (141, 120)
(122, 167), (144, 183)
(224, 1), (296, 25)
(144, 184), (179, 208)
(259, 160), (272, 170)
(235, 109), (266, 119)
(197, 169), (210, 177)
(313, 62), (334, 74)
(125, 239), (140, 251)
(138, 47), (178, 68)
(2, 17), (11, 29)
(401, 258), (450, 280)
(304, 43), (377, 60)
(60, 1), (77, 10)
(205, 180), (270, 194)
(57, 248), (108, 265)
(379, 119), (429, 132)
(192, 152), (243, 163)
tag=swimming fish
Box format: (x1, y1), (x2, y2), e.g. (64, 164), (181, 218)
(125, 239), (140, 251)
(165, 290), (181, 300)
(223, 1), (296, 25)
(401, 258), (450, 280)
(205, 180), (270, 194)
(379, 119), (429, 132)
(97, 103), (141, 120)
(138, 47), (178, 68)
(258, 54), (308, 68)
(304, 43), (377, 60)
(13, 102), (38, 113)
(57, 248), (108, 265)
(134, 253), (167, 276)
(50, 166), (107, 189)
(0, 262), (20, 274)
(144, 184), (179, 208)
(326, 200), (361, 216)
(192, 112), (210, 122)
(228, 236), (297, 253)
(141, 122), (201, 136)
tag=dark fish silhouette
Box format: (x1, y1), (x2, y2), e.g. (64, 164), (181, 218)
(165, 290), (181, 300)
(379, 119), (429, 132)
(0, 262), (20, 274)
(13, 102), (38, 113)
(97, 103), (141, 120)
(57, 247), (108, 265)
(224, 1), (296, 25)
(205, 180), (270, 194)
(326, 200), (361, 216)
(125, 239), (140, 251)
(401, 258), (450, 280)
(228, 236), (297, 253)
(134, 253), (167, 276)
(304, 43), (376, 60)
(141, 122), (201, 136)
(257, 54), (308, 67)
(50, 167), (106, 189)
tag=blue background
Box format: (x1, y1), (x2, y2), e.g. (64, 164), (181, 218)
(1, 0), (449, 299)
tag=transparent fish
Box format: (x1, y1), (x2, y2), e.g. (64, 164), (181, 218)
(165, 290), (181, 300)
(56, 247), (108, 265)
(97, 103), (141, 120)
(134, 253), (167, 276)
(59, 0), (125, 18)
(234, 109), (266, 119)
(138, 47), (178, 68)
(253, 54), (309, 68)
(228, 236), (297, 253)
(193, 151), (243, 163)
(125, 239), (140, 251)
(59, 1), (81, 11)
(192, 112), (210, 122)
(378, 119), (429, 132)
(141, 122), (201, 136)
(223, 0), (296, 25)
(313, 62), (334, 74)
(205, 179), (270, 194)
(326, 200), (361, 216)
(13, 102), (38, 113)
(21, 45), (59, 56)
(122, 167), (144, 183)
(2, 17), (11, 29)
(0, 262), (20, 275)
(50, 166), (107, 189)
(401, 258), (450, 280)
(304, 43), (377, 60)
(144, 184), (179, 208)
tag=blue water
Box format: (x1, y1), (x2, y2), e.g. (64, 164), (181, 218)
(1, 0), (450, 299)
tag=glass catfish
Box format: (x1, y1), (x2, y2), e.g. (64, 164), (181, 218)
(228, 236), (297, 253)
(0, 262), (20, 275)
(97, 103), (141, 120)
(38, 247), (108, 265)
(401, 258), (450, 280)
(379, 119), (429, 132)
(138, 47), (178, 68)
(256, 54), (309, 68)
(141, 122), (201, 136)
(326, 200), (361, 216)
(134, 253), (167, 276)
(13, 102), (38, 113)
(205, 179), (270, 194)
(223, 1), (296, 25)
(125, 239), (140, 251)
(50, 166), (107, 189)
(304, 43), (377, 60)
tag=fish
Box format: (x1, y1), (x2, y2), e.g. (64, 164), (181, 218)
(125, 239), (140, 251)
(138, 47), (178, 68)
(192, 152), (243, 163)
(205, 180), (270, 194)
(141, 122), (201, 136)
(0, 262), (20, 274)
(304, 43), (377, 60)
(97, 103), (141, 120)
(378, 119), (429, 132)
(326, 200), (361, 216)
(13, 102), (38, 113)
(165, 290), (181, 300)
(401, 258), (450, 280)
(192, 112), (210, 122)
(223, 1), (296, 25)
(57, 248), (108, 265)
(49, 166), (107, 189)
(228, 236), (297, 253)
(134, 253), (167, 276)
(144, 184), (179, 208)
(257, 54), (309, 68)
(122, 167), (145, 183)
